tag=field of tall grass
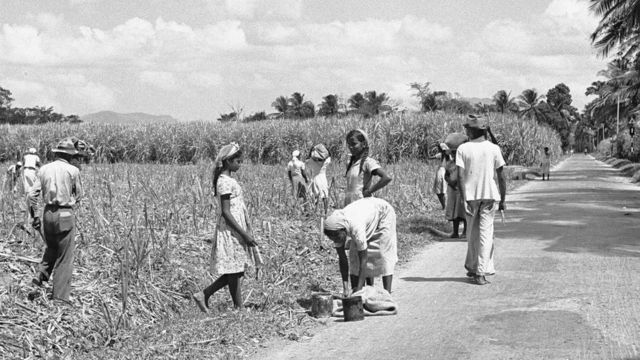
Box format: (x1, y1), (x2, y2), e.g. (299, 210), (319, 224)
(1, 112), (561, 166)
(0, 112), (562, 358)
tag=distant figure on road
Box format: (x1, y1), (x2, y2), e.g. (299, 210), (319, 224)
(344, 129), (392, 206)
(541, 147), (551, 181)
(432, 144), (447, 210)
(443, 133), (468, 239)
(305, 143), (331, 215)
(287, 150), (309, 206)
(457, 115), (506, 285)
(324, 197), (398, 296)
(32, 138), (86, 302)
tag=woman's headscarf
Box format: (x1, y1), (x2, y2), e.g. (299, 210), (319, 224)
(292, 150), (300, 160)
(311, 144), (329, 161)
(353, 128), (370, 145)
(214, 142), (240, 168)
(324, 209), (349, 232)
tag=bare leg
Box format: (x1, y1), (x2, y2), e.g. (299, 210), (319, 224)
(203, 274), (230, 306)
(382, 275), (393, 293)
(451, 219), (460, 238)
(227, 272), (245, 309)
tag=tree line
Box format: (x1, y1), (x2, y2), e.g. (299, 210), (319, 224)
(0, 86), (81, 125)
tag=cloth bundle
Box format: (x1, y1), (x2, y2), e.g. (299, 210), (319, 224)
(332, 285), (398, 317)
(310, 144), (329, 161)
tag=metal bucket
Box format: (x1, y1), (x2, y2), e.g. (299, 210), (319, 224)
(342, 295), (364, 322)
(311, 292), (333, 318)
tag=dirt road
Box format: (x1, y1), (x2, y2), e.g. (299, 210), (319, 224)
(252, 154), (640, 360)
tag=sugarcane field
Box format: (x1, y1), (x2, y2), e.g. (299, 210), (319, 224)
(2, 1), (640, 359)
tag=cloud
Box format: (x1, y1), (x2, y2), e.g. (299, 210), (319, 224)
(2, 78), (60, 109)
(65, 81), (115, 112)
(139, 71), (178, 90)
(188, 72), (223, 88)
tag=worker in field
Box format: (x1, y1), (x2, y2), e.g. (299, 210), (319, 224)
(443, 133), (468, 239)
(344, 129), (392, 207)
(324, 197), (398, 296)
(22, 147), (42, 227)
(287, 150), (309, 208)
(31, 137), (86, 302)
(6, 161), (22, 192)
(193, 142), (260, 312)
(305, 143), (331, 215)
(457, 115), (506, 286)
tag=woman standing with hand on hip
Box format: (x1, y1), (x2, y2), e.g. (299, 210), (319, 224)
(193, 143), (257, 312)
(344, 129), (392, 207)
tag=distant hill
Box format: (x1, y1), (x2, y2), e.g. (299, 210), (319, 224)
(80, 111), (178, 125)
(463, 97), (494, 105)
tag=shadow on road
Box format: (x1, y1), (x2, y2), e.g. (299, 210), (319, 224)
(496, 157), (640, 258)
(400, 276), (471, 283)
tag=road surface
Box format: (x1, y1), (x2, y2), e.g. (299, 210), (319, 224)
(252, 154), (640, 360)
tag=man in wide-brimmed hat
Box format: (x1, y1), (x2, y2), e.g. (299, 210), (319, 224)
(31, 137), (86, 302)
(456, 115), (506, 286)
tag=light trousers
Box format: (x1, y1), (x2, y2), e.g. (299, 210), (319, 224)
(465, 200), (496, 276)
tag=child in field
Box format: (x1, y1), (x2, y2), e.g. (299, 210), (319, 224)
(443, 133), (467, 238)
(287, 150), (309, 204)
(541, 147), (551, 181)
(344, 129), (392, 207)
(193, 143), (257, 312)
(432, 144), (447, 210)
(305, 143), (331, 215)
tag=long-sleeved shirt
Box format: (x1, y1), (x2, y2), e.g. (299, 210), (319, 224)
(37, 159), (83, 207)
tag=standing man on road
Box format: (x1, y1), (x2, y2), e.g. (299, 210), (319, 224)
(31, 138), (84, 302)
(456, 115), (506, 285)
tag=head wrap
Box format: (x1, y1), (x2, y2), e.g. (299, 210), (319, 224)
(439, 143), (450, 152)
(353, 128), (370, 145)
(214, 142), (240, 168)
(311, 143), (329, 161)
(28, 148), (37, 154)
(324, 209), (349, 232)
(444, 133), (468, 151)
(292, 150), (300, 160)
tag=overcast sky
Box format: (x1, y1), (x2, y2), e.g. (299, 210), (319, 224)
(0, 0), (608, 121)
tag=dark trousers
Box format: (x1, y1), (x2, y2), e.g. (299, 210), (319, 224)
(38, 205), (76, 301)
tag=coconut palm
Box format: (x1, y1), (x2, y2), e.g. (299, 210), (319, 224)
(590, 0), (640, 58)
(348, 92), (366, 111)
(517, 89), (545, 121)
(287, 92), (315, 118)
(363, 91), (389, 116)
(318, 94), (340, 117)
(493, 90), (516, 113)
(272, 96), (290, 117)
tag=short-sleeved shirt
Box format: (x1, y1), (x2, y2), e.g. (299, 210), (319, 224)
(37, 159), (83, 207)
(23, 154), (40, 169)
(456, 138), (505, 201)
(345, 157), (380, 196)
(287, 158), (305, 178)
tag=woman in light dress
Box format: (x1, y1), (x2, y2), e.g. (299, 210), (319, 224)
(443, 133), (468, 238)
(305, 143), (331, 215)
(193, 143), (258, 312)
(344, 129), (392, 207)
(323, 197), (398, 296)
(287, 150), (309, 204)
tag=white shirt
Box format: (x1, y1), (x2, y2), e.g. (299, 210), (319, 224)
(456, 138), (505, 201)
(23, 153), (40, 169)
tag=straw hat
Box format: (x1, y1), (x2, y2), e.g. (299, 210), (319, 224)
(463, 114), (488, 129)
(51, 138), (79, 155)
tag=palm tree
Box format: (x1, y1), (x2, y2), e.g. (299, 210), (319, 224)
(272, 96), (289, 117)
(318, 94), (339, 116)
(363, 90), (389, 116)
(348, 92), (366, 111)
(590, 0), (640, 58)
(517, 89), (545, 121)
(492, 90), (516, 113)
(287, 92), (315, 118)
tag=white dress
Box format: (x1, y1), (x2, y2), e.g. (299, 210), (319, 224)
(344, 157), (380, 206)
(210, 174), (253, 274)
(306, 157), (331, 199)
(334, 197), (398, 277)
